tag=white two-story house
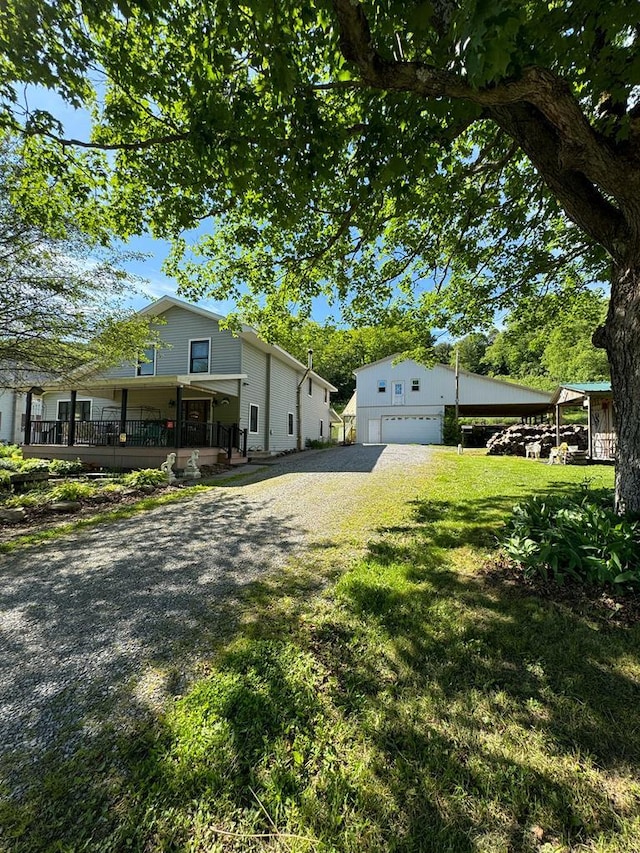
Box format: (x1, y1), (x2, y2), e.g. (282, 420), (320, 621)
(21, 297), (337, 468)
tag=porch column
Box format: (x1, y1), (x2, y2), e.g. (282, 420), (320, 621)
(587, 395), (593, 460)
(174, 385), (183, 448)
(68, 390), (77, 447)
(555, 404), (561, 446)
(23, 389), (33, 446)
(119, 388), (128, 446)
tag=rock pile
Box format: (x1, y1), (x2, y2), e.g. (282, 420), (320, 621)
(486, 423), (588, 458)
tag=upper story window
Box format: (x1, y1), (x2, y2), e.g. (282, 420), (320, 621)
(189, 339), (210, 374)
(411, 378), (420, 392)
(324, 388), (328, 403)
(136, 346), (156, 376)
(377, 380), (387, 393)
(308, 377), (313, 396)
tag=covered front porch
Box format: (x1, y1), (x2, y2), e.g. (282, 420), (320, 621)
(22, 374), (249, 469)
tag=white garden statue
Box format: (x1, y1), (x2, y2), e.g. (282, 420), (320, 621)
(183, 448), (201, 479)
(160, 452), (177, 483)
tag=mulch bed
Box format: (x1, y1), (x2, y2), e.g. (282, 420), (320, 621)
(0, 464), (231, 546)
(482, 555), (640, 628)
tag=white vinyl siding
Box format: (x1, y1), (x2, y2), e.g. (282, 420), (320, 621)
(241, 342), (268, 448)
(100, 306), (242, 379)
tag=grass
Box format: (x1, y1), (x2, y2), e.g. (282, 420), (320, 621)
(4, 450), (640, 852)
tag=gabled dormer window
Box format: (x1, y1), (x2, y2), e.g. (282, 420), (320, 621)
(137, 346), (156, 376)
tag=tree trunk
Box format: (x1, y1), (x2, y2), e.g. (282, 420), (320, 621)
(596, 259), (640, 515)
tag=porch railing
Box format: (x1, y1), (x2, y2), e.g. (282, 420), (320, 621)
(28, 419), (248, 458)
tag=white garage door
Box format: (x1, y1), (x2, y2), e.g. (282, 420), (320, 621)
(381, 415), (442, 445)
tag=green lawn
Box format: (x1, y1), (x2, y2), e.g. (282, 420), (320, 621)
(4, 451), (640, 853)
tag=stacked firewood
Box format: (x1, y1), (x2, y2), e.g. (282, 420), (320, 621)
(486, 423), (588, 457)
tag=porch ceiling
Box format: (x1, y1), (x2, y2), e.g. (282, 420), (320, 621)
(45, 374), (247, 393)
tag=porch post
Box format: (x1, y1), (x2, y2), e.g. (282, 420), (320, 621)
(587, 394), (593, 460)
(23, 389), (33, 446)
(119, 387), (128, 445)
(68, 390), (77, 447)
(174, 386), (183, 448)
(555, 404), (561, 446)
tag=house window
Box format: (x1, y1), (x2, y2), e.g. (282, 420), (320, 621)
(320, 419), (323, 437)
(249, 404), (259, 434)
(378, 380), (387, 393)
(189, 339), (210, 373)
(58, 400), (91, 421)
(411, 378), (420, 392)
(287, 412), (294, 436)
(324, 388), (328, 403)
(137, 346), (156, 376)
(308, 377), (313, 396)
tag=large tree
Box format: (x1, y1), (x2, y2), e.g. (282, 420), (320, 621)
(0, 145), (155, 387)
(1, 1), (638, 510)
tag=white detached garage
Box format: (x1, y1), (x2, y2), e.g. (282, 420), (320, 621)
(354, 356), (551, 445)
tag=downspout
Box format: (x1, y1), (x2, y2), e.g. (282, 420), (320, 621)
(265, 353), (272, 452)
(296, 349), (313, 451)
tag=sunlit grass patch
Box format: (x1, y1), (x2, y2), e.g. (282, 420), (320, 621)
(6, 450), (640, 852)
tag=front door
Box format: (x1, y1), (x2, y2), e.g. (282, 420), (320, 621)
(181, 399), (210, 447)
(181, 400), (210, 423)
(392, 380), (405, 406)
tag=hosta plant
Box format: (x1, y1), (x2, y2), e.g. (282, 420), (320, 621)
(502, 489), (640, 589)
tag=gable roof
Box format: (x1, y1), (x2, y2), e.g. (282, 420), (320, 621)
(353, 354), (552, 399)
(141, 296), (337, 391)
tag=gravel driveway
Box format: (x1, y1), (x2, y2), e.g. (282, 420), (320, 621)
(0, 443), (433, 792)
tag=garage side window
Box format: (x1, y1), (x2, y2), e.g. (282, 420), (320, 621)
(377, 380), (387, 393)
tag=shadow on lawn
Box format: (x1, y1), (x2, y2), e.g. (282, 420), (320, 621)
(5, 480), (640, 852)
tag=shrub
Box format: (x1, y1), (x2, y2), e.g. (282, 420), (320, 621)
(48, 458), (84, 476)
(0, 444), (21, 459)
(502, 487), (640, 588)
(443, 408), (462, 446)
(122, 468), (167, 488)
(0, 458), (19, 471)
(48, 481), (96, 502)
(18, 458), (50, 473)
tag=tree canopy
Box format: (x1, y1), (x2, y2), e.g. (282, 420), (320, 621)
(484, 291), (610, 388)
(0, 144), (156, 388)
(1, 0), (639, 508)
